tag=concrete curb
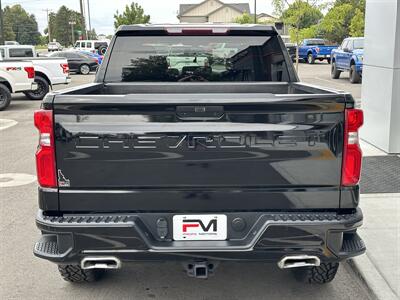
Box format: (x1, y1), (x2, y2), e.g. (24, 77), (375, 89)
(349, 255), (399, 300)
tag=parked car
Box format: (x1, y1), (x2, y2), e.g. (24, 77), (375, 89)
(73, 40), (109, 55)
(5, 41), (20, 45)
(331, 37), (364, 84)
(50, 51), (98, 74)
(33, 24), (365, 285)
(0, 52), (37, 110)
(298, 39), (338, 64)
(166, 45), (209, 73)
(79, 51), (103, 64)
(48, 42), (63, 52)
(0, 45), (70, 100)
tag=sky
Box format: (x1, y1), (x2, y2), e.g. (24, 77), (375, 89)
(2, 0), (275, 35)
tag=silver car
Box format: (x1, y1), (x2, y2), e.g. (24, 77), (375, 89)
(48, 42), (63, 52)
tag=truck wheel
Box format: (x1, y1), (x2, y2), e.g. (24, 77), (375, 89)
(98, 46), (107, 56)
(307, 54), (315, 64)
(331, 62), (341, 79)
(349, 65), (361, 84)
(293, 262), (339, 284)
(24, 76), (49, 100)
(58, 264), (104, 283)
(79, 64), (91, 75)
(0, 83), (12, 111)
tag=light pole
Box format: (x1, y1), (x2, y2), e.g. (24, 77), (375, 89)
(87, 0), (92, 38)
(69, 21), (76, 46)
(79, 0), (86, 39)
(254, 0), (257, 24)
(43, 9), (53, 43)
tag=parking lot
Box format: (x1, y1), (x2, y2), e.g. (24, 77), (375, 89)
(0, 64), (372, 300)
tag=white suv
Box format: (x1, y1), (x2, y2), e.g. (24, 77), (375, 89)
(73, 40), (109, 55)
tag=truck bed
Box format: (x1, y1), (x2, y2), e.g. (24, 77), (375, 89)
(53, 81), (341, 96)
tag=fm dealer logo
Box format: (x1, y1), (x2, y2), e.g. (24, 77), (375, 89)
(173, 215), (227, 241)
(182, 219), (217, 234)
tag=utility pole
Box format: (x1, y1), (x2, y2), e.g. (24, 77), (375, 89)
(79, 0), (86, 39)
(0, 0), (5, 45)
(43, 9), (52, 43)
(254, 0), (257, 24)
(69, 21), (76, 46)
(87, 0), (92, 39)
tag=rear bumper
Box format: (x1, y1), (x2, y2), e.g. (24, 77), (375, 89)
(34, 209), (365, 265)
(51, 76), (71, 85)
(316, 54), (330, 59)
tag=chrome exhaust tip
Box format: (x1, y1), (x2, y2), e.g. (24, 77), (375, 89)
(277, 255), (320, 269)
(81, 256), (121, 270)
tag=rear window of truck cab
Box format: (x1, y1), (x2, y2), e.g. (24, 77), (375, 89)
(104, 34), (291, 82)
(9, 48), (34, 58)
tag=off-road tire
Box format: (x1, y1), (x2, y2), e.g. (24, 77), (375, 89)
(24, 76), (49, 100)
(98, 46), (107, 55)
(307, 53), (315, 64)
(350, 65), (361, 84)
(293, 262), (339, 284)
(0, 83), (12, 111)
(331, 61), (341, 79)
(57, 264), (104, 283)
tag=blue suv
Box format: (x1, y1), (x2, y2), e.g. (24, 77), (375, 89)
(331, 37), (364, 84)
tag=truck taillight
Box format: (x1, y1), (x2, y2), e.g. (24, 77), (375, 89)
(342, 109), (364, 186)
(34, 110), (57, 188)
(24, 66), (35, 78)
(60, 63), (69, 74)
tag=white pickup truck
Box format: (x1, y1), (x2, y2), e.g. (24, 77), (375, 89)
(0, 55), (37, 110)
(0, 45), (70, 100)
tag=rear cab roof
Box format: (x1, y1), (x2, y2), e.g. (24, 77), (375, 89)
(115, 23), (278, 35)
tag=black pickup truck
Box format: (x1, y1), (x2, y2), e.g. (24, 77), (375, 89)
(34, 24), (365, 284)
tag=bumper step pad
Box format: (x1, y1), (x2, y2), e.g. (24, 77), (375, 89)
(34, 235), (67, 259)
(339, 233), (366, 257)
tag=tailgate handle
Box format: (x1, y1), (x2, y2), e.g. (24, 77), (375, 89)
(176, 106), (225, 120)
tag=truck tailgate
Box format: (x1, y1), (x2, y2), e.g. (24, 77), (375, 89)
(53, 93), (345, 211)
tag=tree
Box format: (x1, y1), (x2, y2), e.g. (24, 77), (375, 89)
(114, 2), (150, 29)
(2, 20), (16, 41)
(272, 0), (324, 71)
(321, 0), (365, 41)
(88, 28), (97, 40)
(349, 8), (364, 37)
(289, 24), (320, 42)
(234, 12), (253, 24)
(334, 0), (365, 11)
(319, 3), (354, 43)
(282, 1), (323, 29)
(46, 6), (85, 46)
(3, 5), (41, 45)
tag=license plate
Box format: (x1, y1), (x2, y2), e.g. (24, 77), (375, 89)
(173, 214), (227, 241)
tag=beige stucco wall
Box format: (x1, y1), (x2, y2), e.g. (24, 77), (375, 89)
(184, 0), (223, 16)
(258, 16), (277, 23)
(208, 7), (242, 23)
(179, 16), (208, 23)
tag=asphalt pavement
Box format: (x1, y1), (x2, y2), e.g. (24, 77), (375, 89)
(297, 60), (362, 99)
(0, 66), (374, 300)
